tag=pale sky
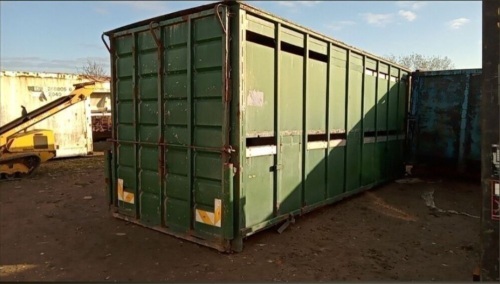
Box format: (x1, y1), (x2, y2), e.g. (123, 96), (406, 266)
(0, 1), (482, 73)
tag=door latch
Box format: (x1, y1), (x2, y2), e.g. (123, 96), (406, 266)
(269, 164), (283, 172)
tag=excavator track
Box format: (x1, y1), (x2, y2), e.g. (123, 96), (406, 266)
(0, 155), (41, 180)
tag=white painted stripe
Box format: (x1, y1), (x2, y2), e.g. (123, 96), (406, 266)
(307, 141), (328, 150)
(363, 137), (376, 144)
(387, 135), (399, 141)
(378, 73), (388, 79)
(246, 145), (276, 157)
(329, 139), (346, 147)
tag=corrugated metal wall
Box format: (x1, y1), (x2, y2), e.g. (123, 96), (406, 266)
(409, 69), (482, 174)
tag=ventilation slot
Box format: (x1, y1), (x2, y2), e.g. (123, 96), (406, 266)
(307, 133), (328, 142)
(364, 131), (376, 138)
(330, 133), (347, 140)
(246, 31), (275, 48)
(376, 130), (388, 136)
(308, 50), (328, 63)
(377, 130), (399, 136)
(281, 41), (304, 56)
(246, 136), (276, 147)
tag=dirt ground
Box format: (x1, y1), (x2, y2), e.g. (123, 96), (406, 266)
(0, 155), (481, 282)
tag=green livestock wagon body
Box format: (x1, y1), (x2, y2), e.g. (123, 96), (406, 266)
(103, 1), (411, 252)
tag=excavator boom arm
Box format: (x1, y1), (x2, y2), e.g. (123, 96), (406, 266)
(0, 84), (95, 145)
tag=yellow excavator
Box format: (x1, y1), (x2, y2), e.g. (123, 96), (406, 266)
(0, 82), (96, 179)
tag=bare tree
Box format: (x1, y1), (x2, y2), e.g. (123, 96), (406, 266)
(77, 59), (110, 81)
(385, 53), (455, 71)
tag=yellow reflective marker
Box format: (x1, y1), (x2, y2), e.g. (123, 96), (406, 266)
(195, 199), (222, 227)
(117, 178), (135, 204)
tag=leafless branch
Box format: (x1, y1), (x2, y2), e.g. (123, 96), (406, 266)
(385, 53), (455, 71)
(77, 59), (110, 82)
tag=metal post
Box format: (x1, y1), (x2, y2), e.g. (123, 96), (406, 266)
(479, 0), (500, 281)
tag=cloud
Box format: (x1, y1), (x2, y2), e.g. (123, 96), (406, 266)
(398, 10), (416, 22)
(396, 1), (427, 10)
(327, 20), (356, 31)
(447, 18), (470, 29)
(1, 56), (110, 74)
(277, 1), (321, 8)
(361, 13), (394, 27)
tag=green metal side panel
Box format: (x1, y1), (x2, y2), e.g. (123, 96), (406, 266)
(305, 58), (327, 205)
(163, 20), (191, 233)
(280, 27), (304, 48)
(346, 135), (361, 192)
(375, 136), (388, 181)
(305, 149), (326, 205)
(377, 70), (389, 132)
(346, 54), (363, 192)
(387, 75), (400, 175)
(278, 135), (302, 214)
(364, 71), (377, 131)
(280, 53), (303, 133)
(330, 47), (347, 133)
(241, 17), (276, 229)
(327, 145), (345, 197)
(115, 33), (137, 218)
(244, 41), (275, 137)
(388, 74), (399, 131)
(306, 59), (327, 133)
(243, 155), (274, 228)
(362, 71), (377, 186)
(361, 143), (376, 185)
(347, 55), (363, 132)
(191, 14), (227, 238)
(277, 52), (303, 212)
(328, 46), (347, 196)
(375, 66), (389, 181)
(137, 30), (161, 227)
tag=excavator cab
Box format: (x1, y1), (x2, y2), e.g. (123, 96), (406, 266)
(0, 82), (95, 179)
